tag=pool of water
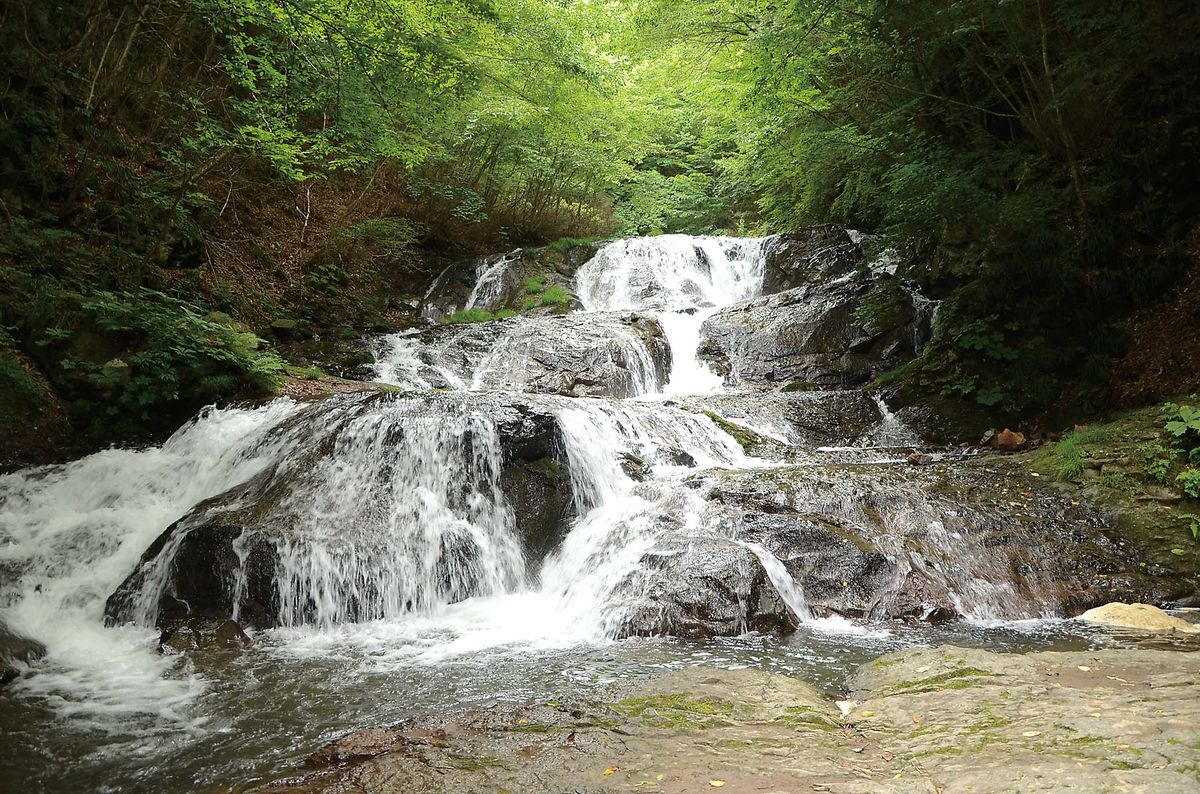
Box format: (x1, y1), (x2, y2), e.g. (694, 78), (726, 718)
(6, 610), (1195, 793)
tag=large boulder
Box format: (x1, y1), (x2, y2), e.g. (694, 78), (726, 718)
(761, 225), (862, 295)
(613, 534), (800, 639)
(1077, 602), (1199, 633)
(105, 392), (577, 630)
(698, 273), (929, 391)
(0, 619), (45, 685)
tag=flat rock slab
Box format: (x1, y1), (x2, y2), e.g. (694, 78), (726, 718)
(254, 646), (1200, 793)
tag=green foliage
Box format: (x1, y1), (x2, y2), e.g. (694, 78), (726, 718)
(1164, 404), (1200, 446)
(1137, 443), (1174, 484)
(56, 290), (282, 430)
(1178, 470), (1200, 500)
(1183, 513), (1200, 541)
(524, 276), (547, 295)
(444, 307), (518, 324)
(545, 237), (599, 254)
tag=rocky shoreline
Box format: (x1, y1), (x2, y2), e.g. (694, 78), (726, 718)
(253, 642), (1200, 793)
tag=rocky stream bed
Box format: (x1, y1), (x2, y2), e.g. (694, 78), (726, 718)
(1, 228), (1197, 792)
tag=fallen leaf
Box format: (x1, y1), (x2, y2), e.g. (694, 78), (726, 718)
(883, 752), (895, 762)
(604, 767), (619, 776)
(911, 715), (922, 725)
(709, 780), (726, 788)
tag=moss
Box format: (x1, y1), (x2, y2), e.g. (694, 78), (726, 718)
(702, 410), (762, 451)
(773, 706), (841, 732)
(615, 693), (736, 729)
(445, 308), (498, 324)
(884, 667), (994, 695)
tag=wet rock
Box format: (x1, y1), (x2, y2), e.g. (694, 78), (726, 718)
(698, 273), (928, 391)
(614, 535), (800, 639)
(106, 392), (577, 630)
(420, 244), (596, 320)
(159, 617), (252, 654)
(619, 453), (652, 482)
(991, 427), (1027, 451)
(906, 452), (934, 465)
(0, 620), (45, 685)
(499, 455), (575, 565)
(679, 390), (888, 451)
(693, 458), (1180, 620)
(1077, 602), (1200, 633)
(257, 649), (1200, 794)
(396, 312), (671, 398)
(761, 225), (862, 295)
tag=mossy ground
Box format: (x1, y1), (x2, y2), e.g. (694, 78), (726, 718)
(1019, 398), (1200, 578)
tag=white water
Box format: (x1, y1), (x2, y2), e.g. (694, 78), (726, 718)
(575, 234), (770, 395)
(0, 400), (304, 724)
(5, 231), (1026, 782)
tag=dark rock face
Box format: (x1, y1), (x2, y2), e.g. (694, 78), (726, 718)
(410, 312), (671, 398)
(698, 275), (927, 390)
(614, 535), (800, 638)
(0, 620), (46, 685)
(761, 225), (862, 295)
(105, 393), (578, 629)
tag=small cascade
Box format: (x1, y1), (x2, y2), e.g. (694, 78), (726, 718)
(575, 235), (771, 394)
(111, 395), (534, 630)
(738, 541), (813, 621)
(465, 251), (520, 310)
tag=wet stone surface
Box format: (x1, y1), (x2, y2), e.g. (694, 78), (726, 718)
(256, 646), (1200, 794)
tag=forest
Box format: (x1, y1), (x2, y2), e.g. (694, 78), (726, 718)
(4, 3), (1200, 791)
(1, 0), (1198, 455)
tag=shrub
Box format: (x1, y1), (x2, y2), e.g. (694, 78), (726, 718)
(67, 289), (283, 422)
(1178, 469), (1200, 500)
(523, 276), (547, 295)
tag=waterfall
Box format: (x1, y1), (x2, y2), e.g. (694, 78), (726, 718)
(2, 230), (1080, 747)
(575, 235), (770, 394)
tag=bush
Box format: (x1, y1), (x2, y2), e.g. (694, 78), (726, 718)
(61, 289), (283, 426)
(1178, 470), (1200, 500)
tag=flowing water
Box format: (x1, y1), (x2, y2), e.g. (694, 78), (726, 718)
(0, 234), (1151, 792)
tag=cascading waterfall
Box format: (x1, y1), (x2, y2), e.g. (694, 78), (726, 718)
(3, 227), (1077, 779)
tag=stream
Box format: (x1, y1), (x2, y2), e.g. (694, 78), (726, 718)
(0, 233), (1169, 792)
